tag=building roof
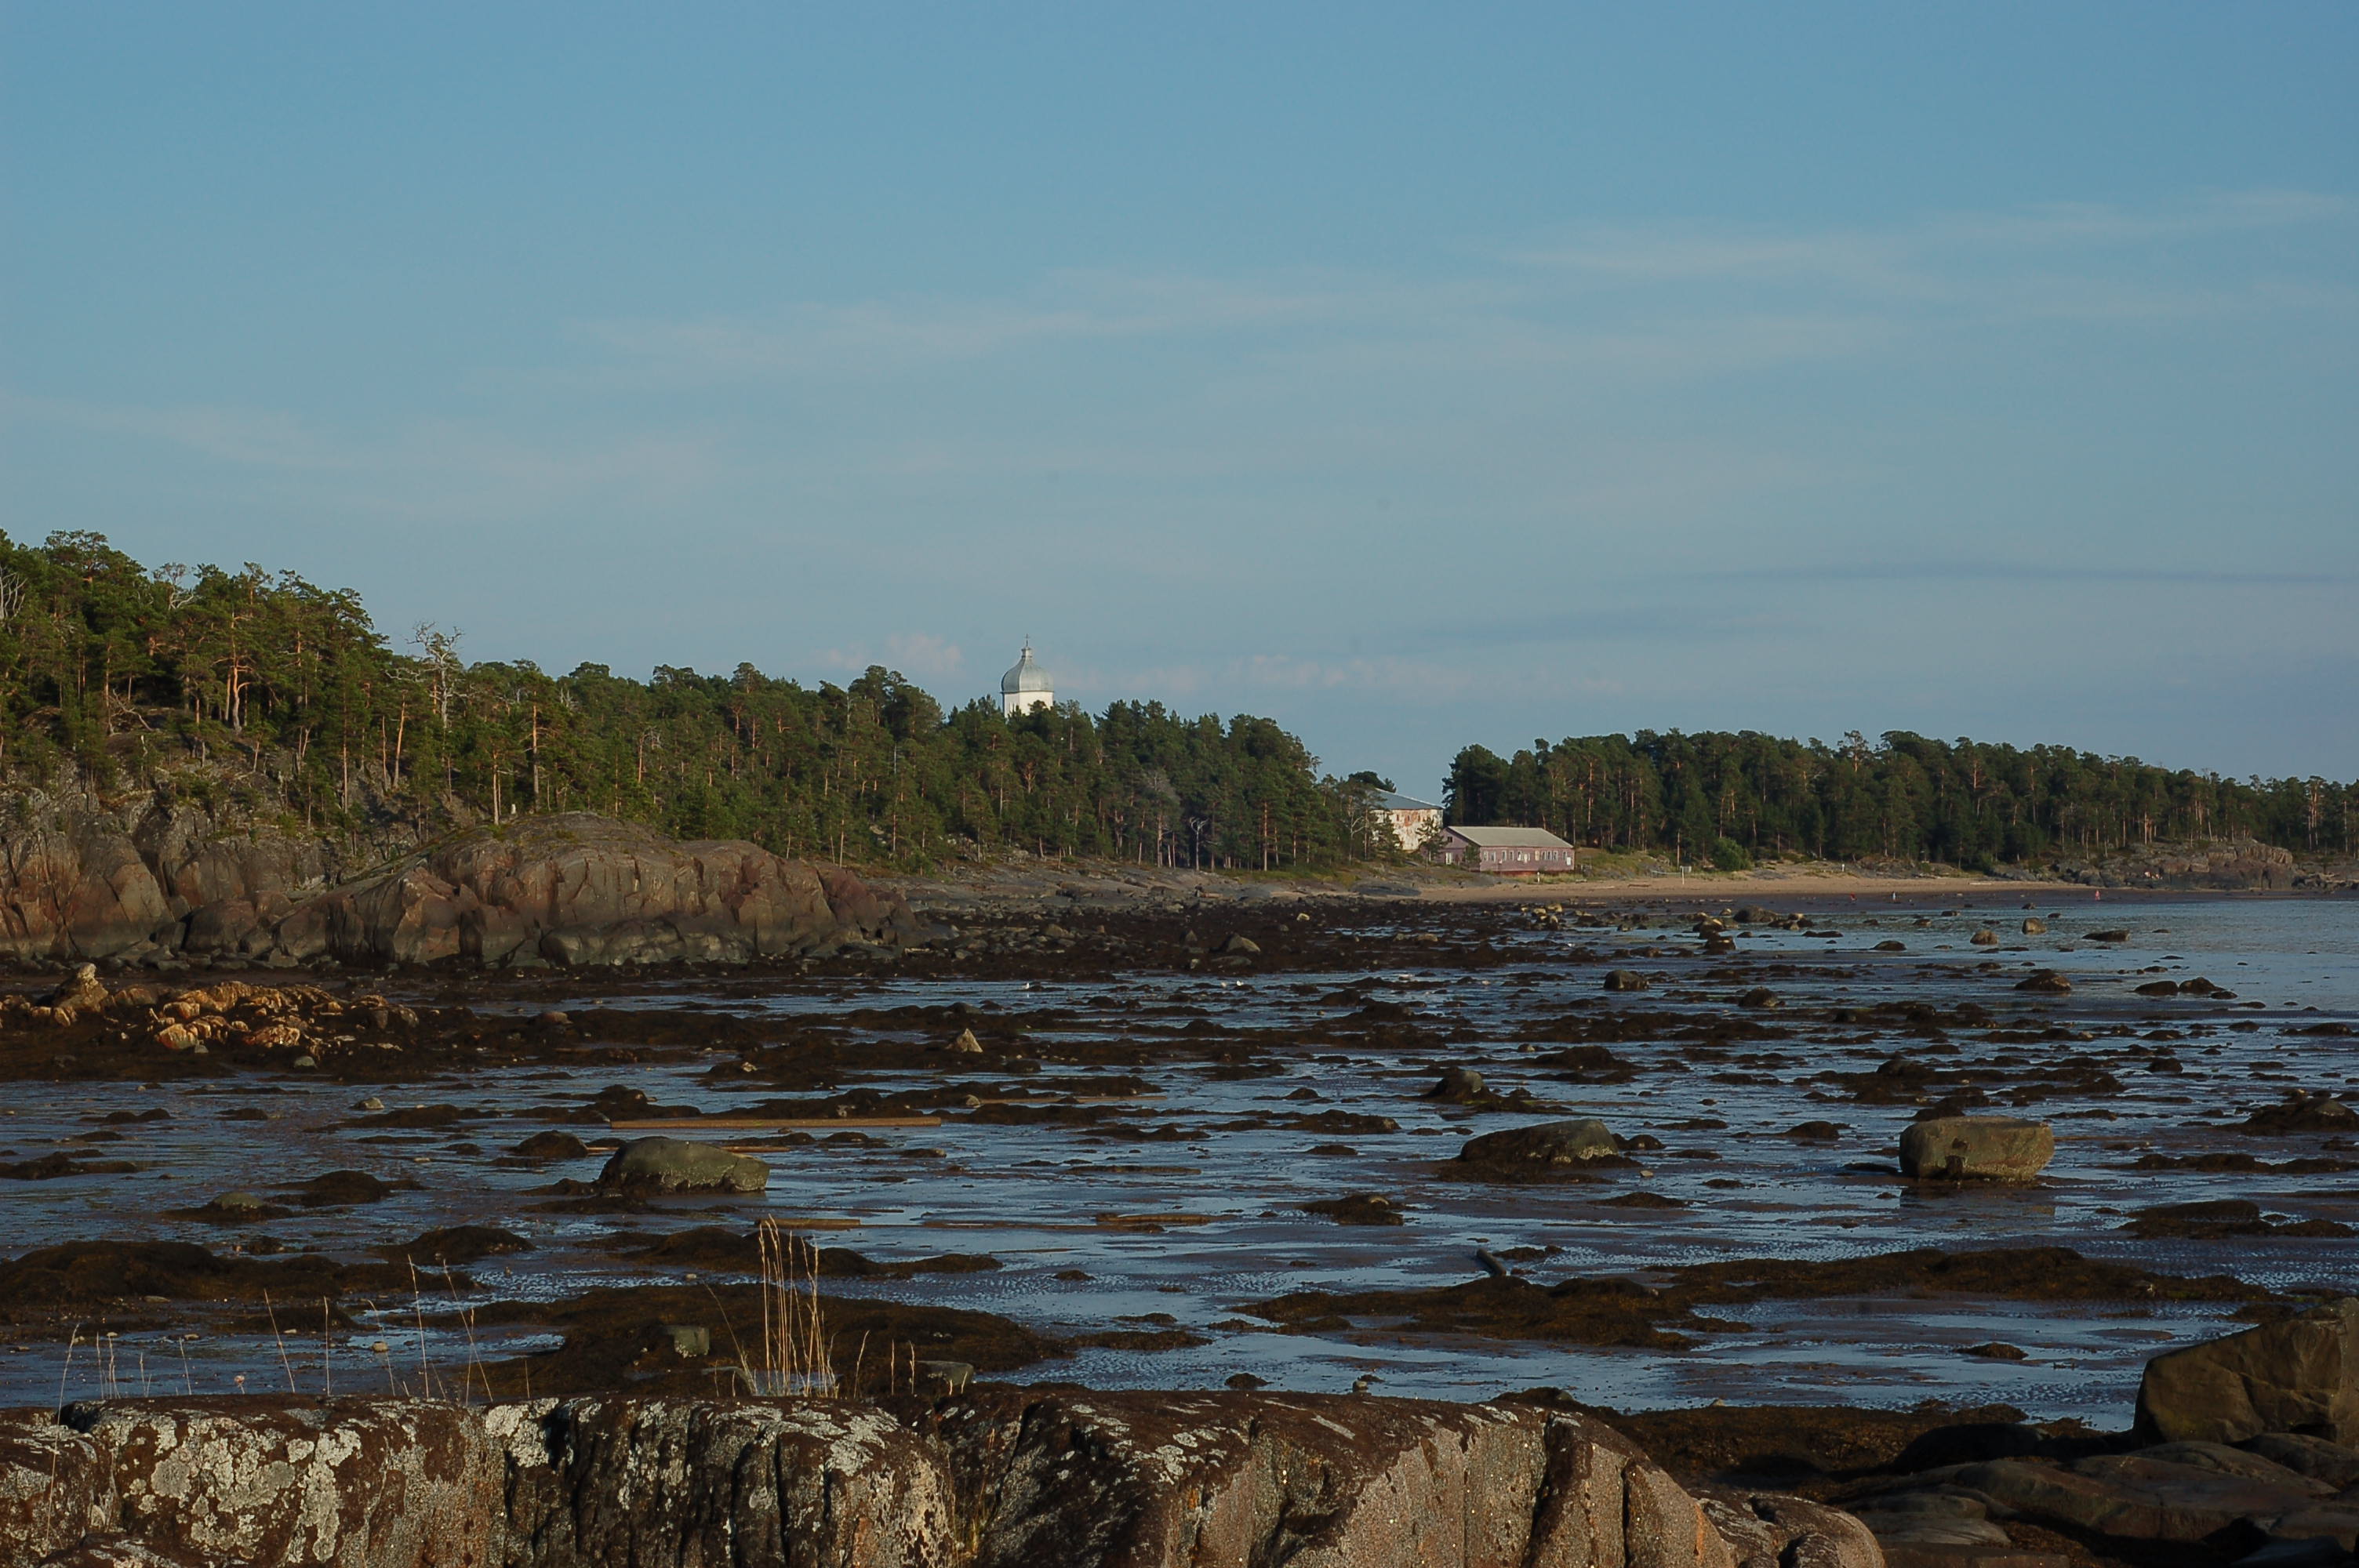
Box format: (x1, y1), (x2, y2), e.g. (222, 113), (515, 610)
(1001, 643), (1052, 695)
(1375, 791), (1439, 812)
(1447, 826), (1573, 848)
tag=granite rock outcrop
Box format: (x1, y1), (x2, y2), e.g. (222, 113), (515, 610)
(0, 1391), (1883, 1568)
(0, 808), (911, 968)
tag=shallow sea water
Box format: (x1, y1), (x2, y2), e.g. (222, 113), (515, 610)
(6, 895), (2355, 1419)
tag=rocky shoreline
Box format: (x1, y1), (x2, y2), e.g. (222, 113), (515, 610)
(4, 1387), (1863, 1568)
(2, 865), (2354, 1566)
(0, 811), (918, 971)
(5, 1303), (2357, 1568)
(8, 800), (2348, 978)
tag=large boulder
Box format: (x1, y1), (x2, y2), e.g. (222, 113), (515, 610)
(504, 1396), (954, 1565)
(1947, 1453), (2333, 1543)
(926, 1389), (1792, 1568)
(179, 891), (295, 958)
(1457, 1119), (1623, 1179)
(1703, 1490), (1888, 1568)
(594, 1136), (769, 1194)
(38, 1400), (503, 1566)
(0, 1406), (109, 1562)
(42, 962), (109, 1012)
(2241, 1432), (2359, 1490)
(2136, 1298), (2359, 1445)
(1899, 1116), (2054, 1182)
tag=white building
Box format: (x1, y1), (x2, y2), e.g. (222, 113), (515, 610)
(1000, 642), (1054, 715)
(1373, 790), (1443, 851)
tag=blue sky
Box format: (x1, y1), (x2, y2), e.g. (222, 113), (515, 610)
(5, 4), (2355, 797)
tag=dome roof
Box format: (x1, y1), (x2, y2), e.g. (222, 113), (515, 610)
(1001, 643), (1052, 695)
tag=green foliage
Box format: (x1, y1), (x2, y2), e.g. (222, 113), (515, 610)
(1443, 729), (2356, 865)
(0, 531), (1367, 869)
(1441, 746), (1507, 826)
(1709, 836), (1752, 872)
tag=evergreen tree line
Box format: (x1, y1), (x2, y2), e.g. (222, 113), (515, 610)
(1445, 730), (2357, 872)
(0, 531), (1382, 869)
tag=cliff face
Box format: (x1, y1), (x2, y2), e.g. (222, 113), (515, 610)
(2045, 837), (2307, 891)
(0, 1391), (1884, 1568)
(0, 808), (911, 968)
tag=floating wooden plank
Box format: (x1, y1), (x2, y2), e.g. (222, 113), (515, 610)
(609, 1116), (943, 1131)
(1094, 1212), (1214, 1229)
(972, 1094), (1164, 1106)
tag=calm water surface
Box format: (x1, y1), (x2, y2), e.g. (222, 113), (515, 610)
(7, 895), (2354, 1418)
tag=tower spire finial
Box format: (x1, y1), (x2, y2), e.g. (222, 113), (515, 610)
(1001, 637), (1053, 713)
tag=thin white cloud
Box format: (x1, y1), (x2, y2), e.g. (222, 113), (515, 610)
(817, 632), (967, 681)
(2, 390), (722, 523)
(572, 268), (1437, 383)
(547, 188), (2356, 411)
(8, 188), (2346, 565)
(1930, 189), (2352, 249)
(886, 632), (964, 678)
(1514, 190), (2352, 287)
(1234, 652), (1627, 708)
(1507, 191), (2358, 336)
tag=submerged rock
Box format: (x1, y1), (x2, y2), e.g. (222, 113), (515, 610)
(2241, 1093), (2359, 1136)
(1456, 1118), (1622, 1179)
(2124, 1199), (2271, 1238)
(2121, 1200), (2347, 1241)
(1426, 1066), (1487, 1102)
(1299, 1192), (1407, 1226)
(382, 1225), (535, 1266)
(291, 1169), (403, 1207)
(594, 1136), (769, 1194)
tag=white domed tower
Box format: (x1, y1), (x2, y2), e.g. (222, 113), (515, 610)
(1000, 641), (1054, 715)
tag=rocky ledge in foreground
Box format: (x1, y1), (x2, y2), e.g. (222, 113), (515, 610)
(0, 1388), (1874, 1568)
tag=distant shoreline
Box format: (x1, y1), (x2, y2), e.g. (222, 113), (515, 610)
(878, 855), (2350, 912)
(1401, 869), (2349, 903)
